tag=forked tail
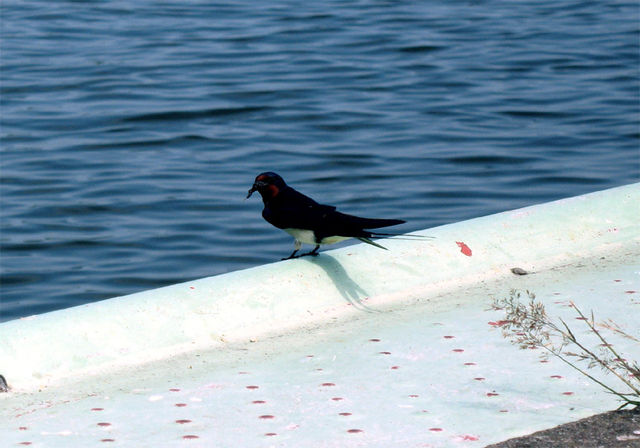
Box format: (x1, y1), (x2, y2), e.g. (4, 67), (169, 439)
(358, 232), (435, 250)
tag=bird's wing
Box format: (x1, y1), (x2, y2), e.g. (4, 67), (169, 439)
(263, 187), (336, 230)
(265, 187), (404, 238)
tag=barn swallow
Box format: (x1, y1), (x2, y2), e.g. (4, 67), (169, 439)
(247, 172), (410, 259)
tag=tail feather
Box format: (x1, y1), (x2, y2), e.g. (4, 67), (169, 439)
(357, 237), (388, 250)
(370, 232), (435, 239)
(335, 212), (404, 230)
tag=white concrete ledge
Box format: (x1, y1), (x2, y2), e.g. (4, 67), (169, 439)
(1, 183), (638, 391)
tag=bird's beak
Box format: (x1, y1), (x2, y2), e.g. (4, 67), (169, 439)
(246, 184), (258, 199)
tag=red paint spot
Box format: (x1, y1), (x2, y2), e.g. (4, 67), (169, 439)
(97, 422), (111, 427)
(347, 429), (363, 433)
(175, 403), (187, 407)
(429, 428), (443, 432)
(499, 409), (509, 413)
(339, 412), (352, 416)
(486, 392), (499, 397)
(189, 286), (195, 289)
(19, 427), (28, 431)
(576, 317), (587, 320)
(169, 388), (180, 392)
(259, 415), (275, 419)
(456, 241), (472, 256)
(625, 290), (637, 294)
(246, 385), (259, 390)
(562, 392), (574, 395)
(488, 320), (511, 327)
(91, 408), (104, 411)
(444, 335), (455, 339)
(540, 360), (549, 363)
(369, 338), (381, 342)
(452, 349), (464, 353)
(252, 400), (266, 404)
(101, 439), (115, 443)
(265, 433), (277, 437)
(380, 351), (391, 355)
(391, 366), (400, 370)
(464, 362), (477, 366)
(316, 368), (323, 371)
(458, 435), (479, 441)
(18, 443), (32, 446)
(176, 420), (191, 424)
(182, 435), (199, 440)
(614, 279), (622, 282)
(408, 394), (419, 398)
(332, 397), (343, 401)
(474, 377), (485, 381)
(321, 383), (335, 387)
(306, 355), (314, 358)
(550, 375), (563, 379)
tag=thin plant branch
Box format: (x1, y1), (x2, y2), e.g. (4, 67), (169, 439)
(491, 290), (639, 410)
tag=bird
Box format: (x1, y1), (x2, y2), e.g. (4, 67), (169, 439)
(247, 172), (412, 260)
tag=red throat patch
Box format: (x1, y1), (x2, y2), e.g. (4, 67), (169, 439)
(266, 184), (279, 198)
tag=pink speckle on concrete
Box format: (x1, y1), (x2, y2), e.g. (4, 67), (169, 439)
(456, 434), (480, 441)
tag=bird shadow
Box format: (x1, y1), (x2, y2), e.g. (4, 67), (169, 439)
(301, 254), (378, 312)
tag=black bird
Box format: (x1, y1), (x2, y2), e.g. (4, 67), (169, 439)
(247, 172), (408, 259)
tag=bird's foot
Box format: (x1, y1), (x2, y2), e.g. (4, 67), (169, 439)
(298, 251), (319, 258)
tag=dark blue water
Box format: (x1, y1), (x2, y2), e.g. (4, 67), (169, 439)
(1, 0), (638, 322)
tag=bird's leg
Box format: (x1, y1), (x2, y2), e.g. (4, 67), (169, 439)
(282, 249), (299, 260)
(300, 245), (320, 257)
(282, 240), (303, 260)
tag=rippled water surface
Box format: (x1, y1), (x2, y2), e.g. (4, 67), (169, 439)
(1, 0), (638, 321)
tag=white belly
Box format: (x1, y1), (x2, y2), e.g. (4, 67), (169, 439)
(283, 228), (351, 246)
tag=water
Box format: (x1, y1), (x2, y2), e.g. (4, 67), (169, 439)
(1, 0), (638, 322)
